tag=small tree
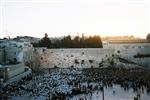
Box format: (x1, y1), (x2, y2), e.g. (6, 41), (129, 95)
(39, 33), (51, 48)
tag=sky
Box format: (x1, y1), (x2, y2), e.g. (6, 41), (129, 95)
(0, 0), (150, 38)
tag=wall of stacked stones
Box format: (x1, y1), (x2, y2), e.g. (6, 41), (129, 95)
(23, 44), (150, 69)
(36, 48), (114, 68)
(121, 54), (150, 67)
(5, 63), (25, 79)
(6, 68), (31, 84)
(111, 43), (150, 67)
(116, 48), (150, 58)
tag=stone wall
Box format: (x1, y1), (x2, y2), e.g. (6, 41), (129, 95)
(23, 48), (41, 72)
(105, 43), (150, 56)
(4, 63), (25, 79)
(35, 48), (114, 68)
(6, 68), (31, 84)
(103, 42), (150, 67)
(34, 47), (150, 68)
(121, 57), (150, 67)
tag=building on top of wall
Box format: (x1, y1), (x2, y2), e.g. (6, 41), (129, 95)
(106, 39), (149, 44)
(103, 39), (150, 58)
(102, 35), (140, 41)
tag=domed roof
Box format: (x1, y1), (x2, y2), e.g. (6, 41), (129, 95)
(147, 33), (150, 41)
(147, 33), (150, 38)
(147, 33), (150, 36)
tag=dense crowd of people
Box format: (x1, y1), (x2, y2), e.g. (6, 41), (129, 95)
(0, 67), (150, 100)
(83, 67), (150, 92)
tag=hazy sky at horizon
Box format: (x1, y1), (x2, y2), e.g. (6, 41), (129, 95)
(0, 0), (150, 38)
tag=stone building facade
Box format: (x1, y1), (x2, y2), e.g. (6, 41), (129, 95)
(103, 39), (150, 56)
(103, 39), (150, 67)
(0, 40), (32, 85)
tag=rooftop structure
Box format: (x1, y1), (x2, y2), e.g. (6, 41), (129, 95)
(103, 38), (150, 54)
(106, 39), (149, 44)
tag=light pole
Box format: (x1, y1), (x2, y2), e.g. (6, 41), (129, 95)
(102, 67), (104, 100)
(101, 59), (104, 100)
